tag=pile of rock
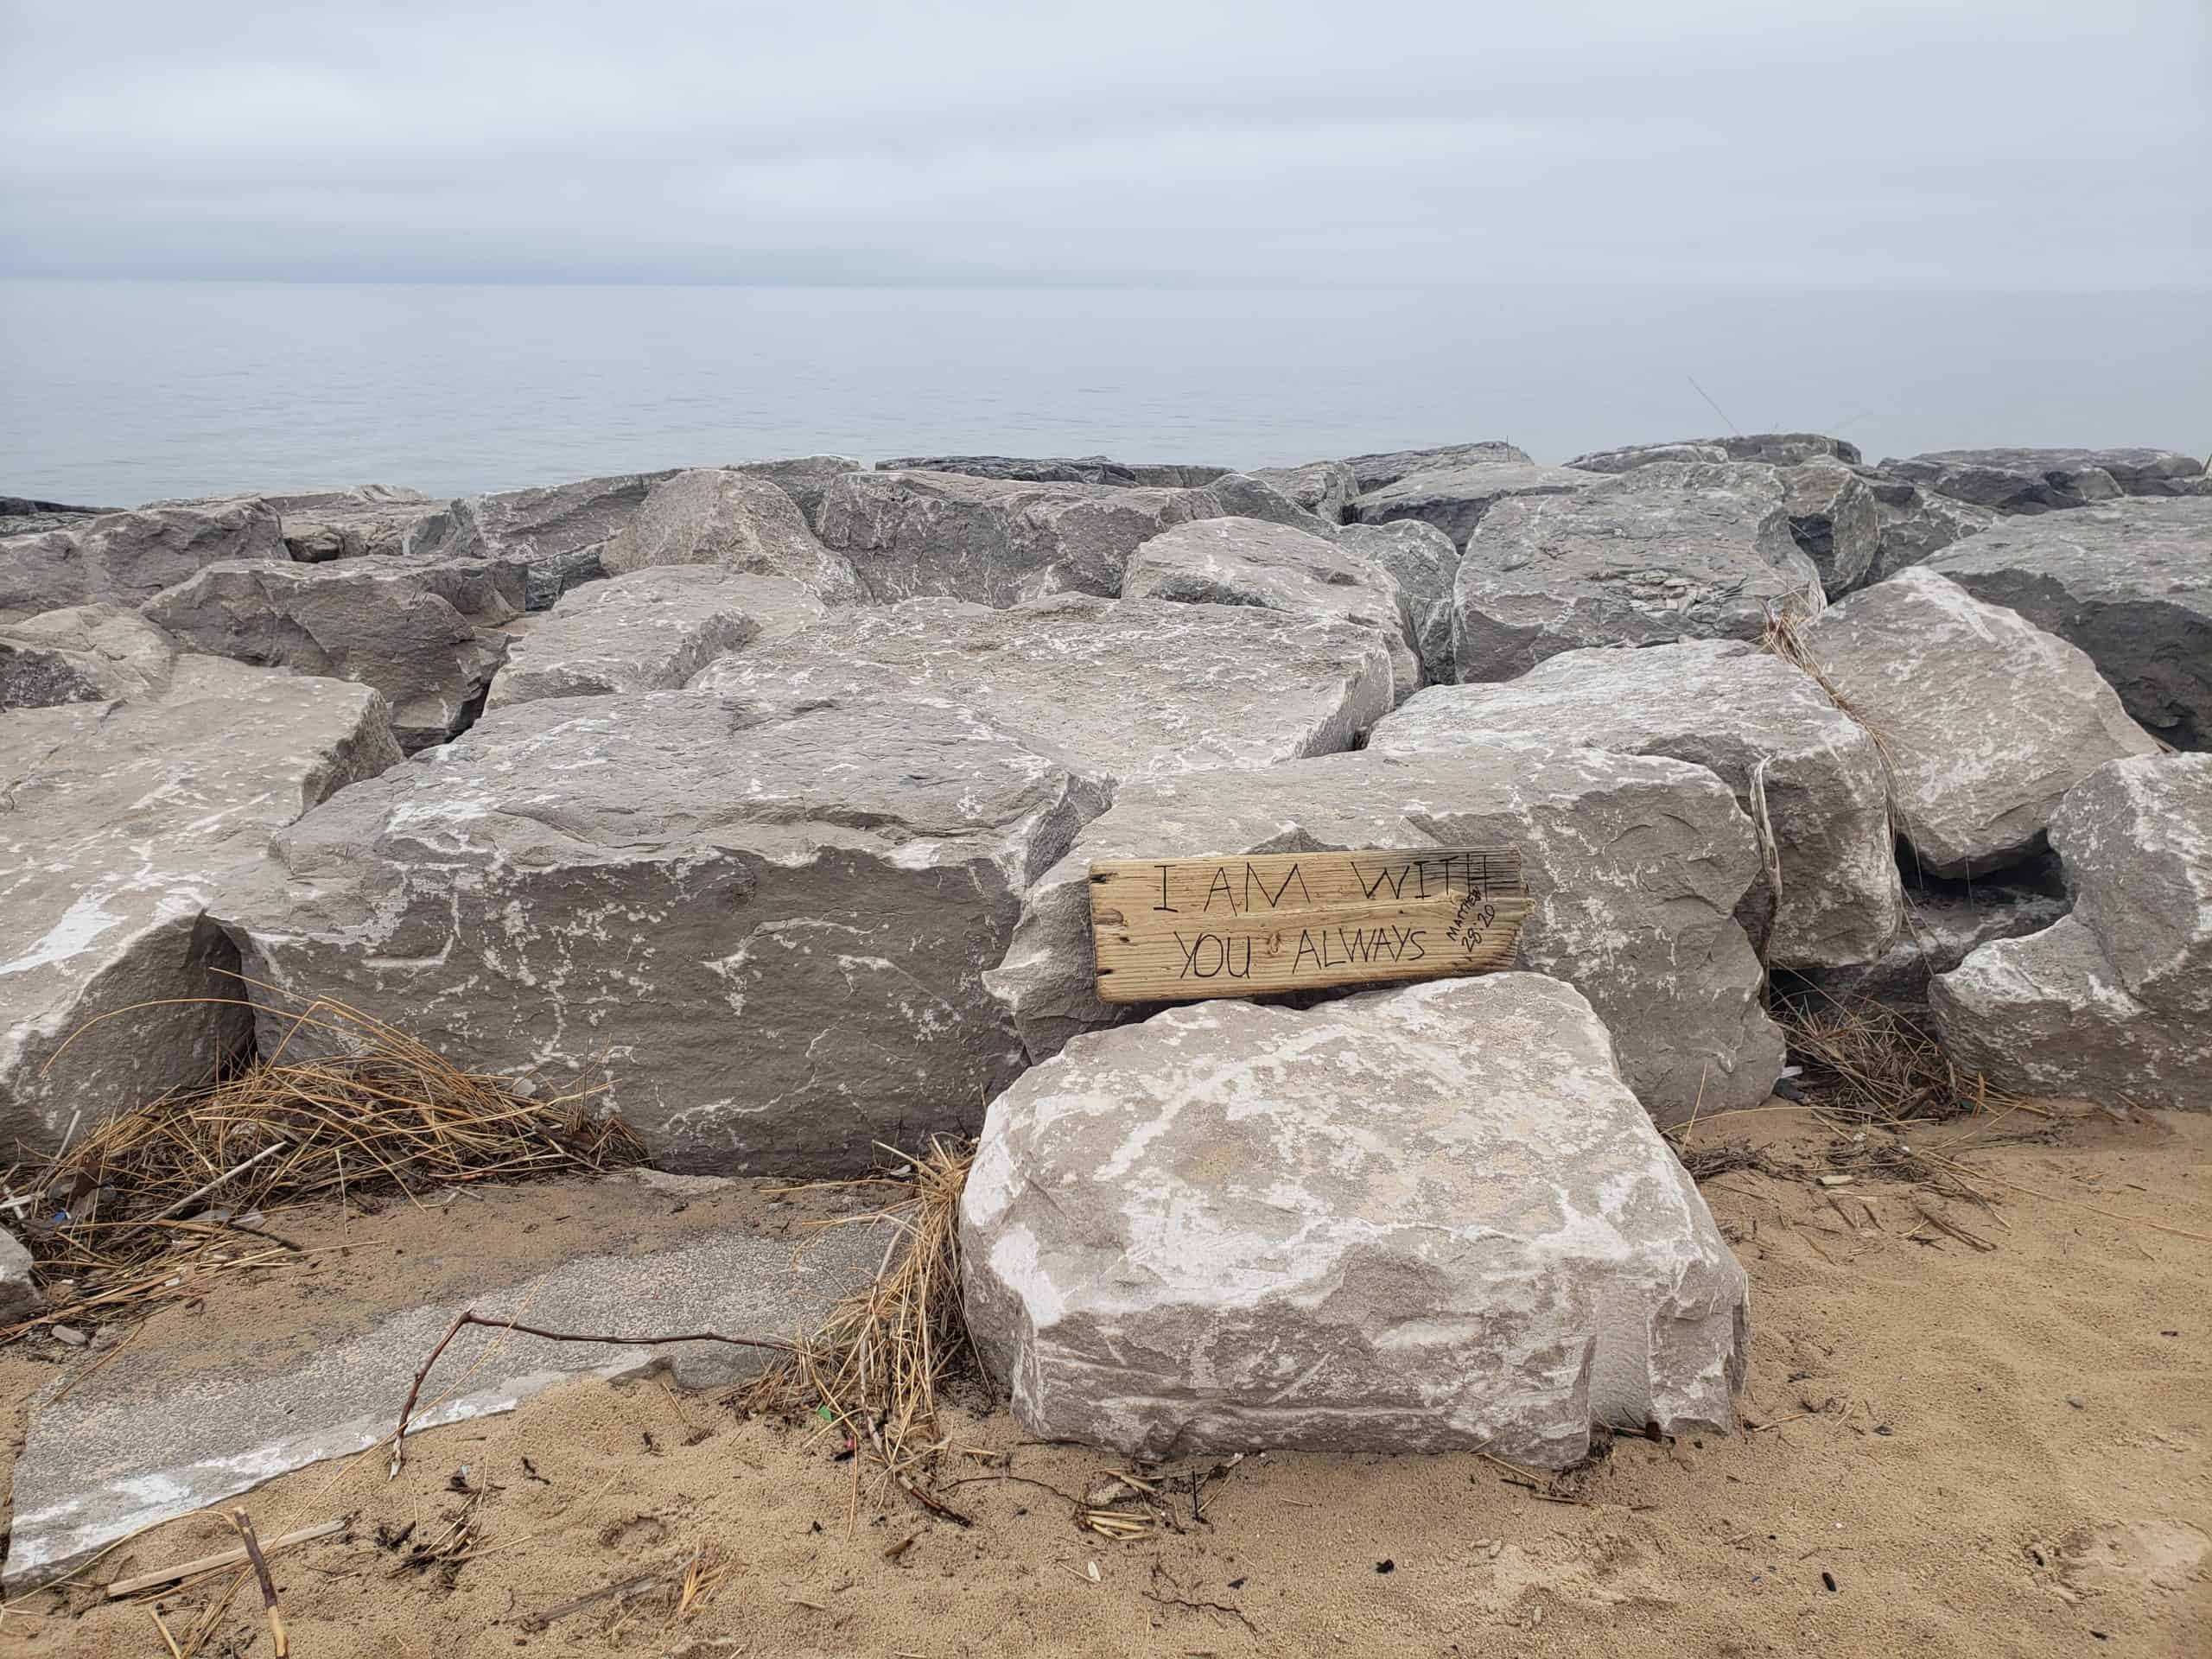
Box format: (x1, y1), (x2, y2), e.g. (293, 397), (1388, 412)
(4, 430), (2205, 1463)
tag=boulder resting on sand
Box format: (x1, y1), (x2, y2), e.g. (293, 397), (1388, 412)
(1, 659), (403, 1151)
(1798, 569), (2158, 878)
(211, 691), (1109, 1174)
(962, 973), (1751, 1464)
(1928, 499), (2212, 750)
(985, 741), (1783, 1124)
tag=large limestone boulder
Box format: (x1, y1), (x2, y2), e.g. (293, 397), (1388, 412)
(1779, 459), (1879, 597)
(598, 468), (866, 601)
(873, 455), (1228, 488)
(1, 659), (403, 1150)
(1334, 520), (1459, 684)
(1247, 461), (1357, 524)
(1, 500), (286, 616)
(1882, 448), (2206, 514)
(1567, 434), (1861, 474)
(1799, 569), (2158, 877)
(143, 556), (524, 752)
(1927, 499), (2211, 750)
(417, 472), (673, 607)
(2050, 754), (2212, 1016)
(1, 604), (179, 709)
(728, 455), (866, 524)
(162, 486), (440, 563)
(1864, 482), (1996, 584)
(1122, 517), (1421, 701)
(1350, 461), (1599, 550)
(962, 974), (1751, 1464)
(1371, 641), (1902, 970)
(487, 568), (825, 710)
(1567, 441), (1729, 474)
(210, 692), (1108, 1173)
(693, 595), (1393, 790)
(816, 471), (1313, 607)
(1929, 918), (2212, 1111)
(1337, 440), (1531, 494)
(985, 742), (1783, 1124)
(1451, 462), (1824, 682)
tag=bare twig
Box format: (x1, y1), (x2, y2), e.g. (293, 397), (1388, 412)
(107, 1520), (345, 1599)
(228, 1510), (289, 1658)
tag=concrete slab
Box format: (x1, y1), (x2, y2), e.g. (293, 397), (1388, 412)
(3, 1214), (882, 1590)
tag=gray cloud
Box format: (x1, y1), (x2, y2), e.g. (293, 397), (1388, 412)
(3, 0), (2206, 285)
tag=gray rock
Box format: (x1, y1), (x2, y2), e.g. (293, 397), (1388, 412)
(1929, 917), (2212, 1111)
(143, 556), (524, 752)
(1337, 441), (1532, 494)
(694, 594), (1395, 790)
(1566, 442), (1731, 474)
(0, 1230), (39, 1324)
(984, 741), (1783, 1124)
(874, 455), (1229, 487)
(1927, 499), (2212, 750)
(1568, 435), (1864, 474)
(210, 691), (1108, 1174)
(1866, 486), (1997, 583)
(1451, 461), (1824, 683)
(1333, 520), (1460, 685)
(728, 454), (866, 524)
(487, 568), (826, 711)
(0, 604), (179, 709)
(599, 468), (866, 601)
(0, 500), (286, 616)
(419, 472), (674, 607)
(1798, 569), (2158, 878)
(1780, 458), (1880, 596)
(961, 973), (1750, 1464)
(817, 470), (1319, 608)
(1247, 461), (1357, 524)
(1, 659), (403, 1151)
(2050, 753), (2212, 1016)
(1371, 640), (1902, 970)
(1781, 861), (2070, 1010)
(1882, 448), (2206, 514)
(1122, 517), (1421, 701)
(1351, 461), (1599, 550)
(163, 486), (442, 563)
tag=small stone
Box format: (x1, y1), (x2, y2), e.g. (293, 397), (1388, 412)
(2068, 1395), (2085, 1409)
(51, 1325), (87, 1347)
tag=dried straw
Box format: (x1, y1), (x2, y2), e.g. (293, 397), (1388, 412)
(4, 988), (643, 1334)
(746, 1136), (977, 1504)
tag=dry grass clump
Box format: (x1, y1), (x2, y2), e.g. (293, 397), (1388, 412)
(4, 990), (642, 1335)
(745, 1136), (978, 1516)
(1779, 995), (2025, 1126)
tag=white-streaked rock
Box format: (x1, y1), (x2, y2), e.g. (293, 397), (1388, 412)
(487, 567), (826, 709)
(984, 742), (1783, 1124)
(961, 973), (1751, 1464)
(1451, 462), (1824, 683)
(599, 467), (866, 601)
(210, 691), (1109, 1174)
(2050, 754), (2212, 1016)
(1780, 458), (1879, 597)
(1800, 569), (2158, 878)
(1371, 640), (1902, 969)
(416, 472), (673, 607)
(142, 556), (524, 752)
(1883, 447), (2206, 514)
(1337, 440), (1532, 493)
(1, 500), (287, 616)
(1333, 519), (1460, 685)
(1928, 499), (2212, 750)
(1247, 461), (1357, 524)
(1350, 461), (1599, 550)
(693, 594), (1395, 791)
(1122, 516), (1421, 700)
(0, 659), (403, 1151)
(0, 604), (179, 709)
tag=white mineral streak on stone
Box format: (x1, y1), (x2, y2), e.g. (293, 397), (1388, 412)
(1800, 569), (2159, 878)
(961, 975), (1751, 1463)
(986, 741), (1782, 1123)
(1370, 639), (1902, 969)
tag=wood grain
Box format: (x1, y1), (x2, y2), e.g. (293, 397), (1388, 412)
(1089, 846), (1529, 1004)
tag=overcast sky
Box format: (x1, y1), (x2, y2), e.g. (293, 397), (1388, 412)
(3, 1), (2206, 288)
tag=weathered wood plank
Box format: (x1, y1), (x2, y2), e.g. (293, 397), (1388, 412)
(1089, 846), (1528, 1003)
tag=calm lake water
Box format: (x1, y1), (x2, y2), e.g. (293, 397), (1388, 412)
(4, 281), (2206, 506)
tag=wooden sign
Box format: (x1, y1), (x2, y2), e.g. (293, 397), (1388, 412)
(1089, 847), (1530, 1004)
